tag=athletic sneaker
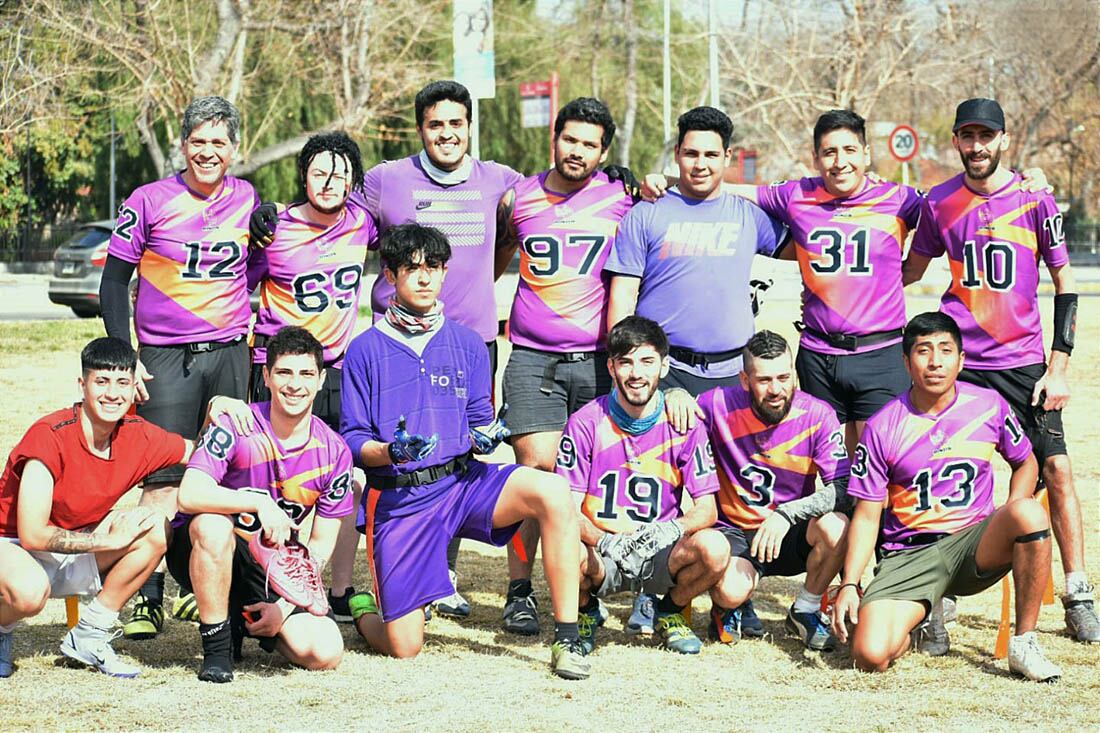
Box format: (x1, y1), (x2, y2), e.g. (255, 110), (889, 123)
(347, 591), (379, 621)
(60, 622), (140, 678)
(785, 605), (837, 652)
(122, 594), (163, 640)
(329, 587), (356, 623)
(248, 533), (328, 615)
(737, 599), (765, 638)
(625, 592), (657, 636)
(550, 638), (591, 680)
(503, 590), (540, 636)
(1062, 582), (1100, 643)
(172, 592), (201, 623)
(0, 629), (13, 678)
(656, 612), (702, 654)
(1008, 631), (1062, 682)
(915, 599), (950, 656)
(578, 606), (600, 655)
(433, 570), (471, 618)
(708, 605), (741, 644)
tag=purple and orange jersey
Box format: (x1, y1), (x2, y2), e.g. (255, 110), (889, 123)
(849, 382), (1032, 551)
(556, 395), (719, 534)
(756, 178), (923, 355)
(109, 173), (258, 346)
(181, 402), (354, 538)
(247, 201), (378, 368)
(699, 385), (850, 530)
(508, 171), (634, 352)
(911, 172), (1068, 369)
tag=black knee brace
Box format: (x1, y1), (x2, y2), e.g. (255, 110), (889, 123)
(1015, 529), (1050, 544)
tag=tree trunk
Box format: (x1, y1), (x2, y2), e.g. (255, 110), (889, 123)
(616, 0), (637, 167)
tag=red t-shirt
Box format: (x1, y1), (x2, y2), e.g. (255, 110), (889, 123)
(0, 404), (187, 537)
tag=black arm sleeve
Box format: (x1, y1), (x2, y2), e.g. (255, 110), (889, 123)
(100, 255), (137, 345)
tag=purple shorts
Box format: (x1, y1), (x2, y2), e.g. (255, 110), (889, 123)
(364, 460), (522, 621)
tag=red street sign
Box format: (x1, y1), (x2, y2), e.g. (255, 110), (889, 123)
(888, 124), (920, 163)
(520, 81), (552, 97)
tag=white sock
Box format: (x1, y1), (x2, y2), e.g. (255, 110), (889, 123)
(792, 587), (823, 614)
(1065, 571), (1090, 595)
(80, 598), (119, 631)
(0, 621), (18, 634)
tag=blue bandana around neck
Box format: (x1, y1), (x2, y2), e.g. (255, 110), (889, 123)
(608, 388), (665, 435)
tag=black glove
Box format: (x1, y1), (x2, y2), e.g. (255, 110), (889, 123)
(249, 203), (279, 249)
(603, 165), (641, 201)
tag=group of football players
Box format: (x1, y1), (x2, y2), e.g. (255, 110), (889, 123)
(0, 78), (1095, 686)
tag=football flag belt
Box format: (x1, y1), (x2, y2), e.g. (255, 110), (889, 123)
(371, 452), (471, 490)
(797, 325), (902, 352)
(162, 335), (244, 371)
(880, 531), (950, 556)
(513, 345), (604, 395)
(667, 345), (741, 368)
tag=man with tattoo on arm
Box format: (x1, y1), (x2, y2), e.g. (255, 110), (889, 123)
(0, 337), (248, 678)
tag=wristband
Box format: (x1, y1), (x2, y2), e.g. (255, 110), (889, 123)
(838, 582), (861, 593)
(1052, 293), (1077, 354)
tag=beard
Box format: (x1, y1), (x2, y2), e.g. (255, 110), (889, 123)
(613, 372), (659, 408)
(960, 146), (1002, 180)
(752, 393), (793, 425)
(556, 157), (595, 182)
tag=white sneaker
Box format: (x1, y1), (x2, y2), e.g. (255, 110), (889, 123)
(432, 570), (471, 618)
(915, 598), (950, 656)
(1008, 631), (1062, 682)
(941, 595), (957, 626)
(60, 622), (140, 678)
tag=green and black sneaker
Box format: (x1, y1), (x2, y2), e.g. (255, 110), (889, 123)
(123, 595), (164, 640)
(550, 638), (591, 680)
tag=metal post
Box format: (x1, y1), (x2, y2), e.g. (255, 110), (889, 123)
(471, 96), (480, 160)
(662, 0), (671, 149)
(708, 0), (719, 108)
(549, 71), (560, 167)
(109, 112), (117, 219)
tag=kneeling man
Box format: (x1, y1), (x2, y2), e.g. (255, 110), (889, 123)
(832, 312), (1061, 682)
(559, 316), (729, 655)
(171, 326), (353, 683)
(700, 330), (851, 650)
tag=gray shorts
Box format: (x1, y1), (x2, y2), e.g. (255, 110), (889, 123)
(138, 339), (249, 484)
(502, 346), (611, 436)
(596, 543), (675, 597)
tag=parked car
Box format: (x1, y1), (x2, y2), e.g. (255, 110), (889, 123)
(47, 220), (121, 318)
(47, 220), (260, 318)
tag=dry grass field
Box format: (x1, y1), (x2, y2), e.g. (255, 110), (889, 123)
(0, 286), (1097, 732)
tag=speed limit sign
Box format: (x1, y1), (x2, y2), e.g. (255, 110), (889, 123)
(888, 125), (920, 162)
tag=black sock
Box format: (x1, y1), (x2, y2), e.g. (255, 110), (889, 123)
(656, 594), (684, 615)
(139, 572), (165, 607)
(508, 578), (533, 599)
(447, 537), (461, 571)
(198, 620), (233, 683)
(554, 621), (579, 643)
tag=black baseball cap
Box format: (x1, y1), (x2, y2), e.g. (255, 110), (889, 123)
(952, 98), (1005, 132)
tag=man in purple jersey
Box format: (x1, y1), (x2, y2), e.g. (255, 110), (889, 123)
(339, 224), (591, 680)
(831, 312), (1062, 681)
(170, 327), (353, 683)
(699, 331), (851, 651)
(493, 98), (634, 635)
(605, 106), (788, 396)
(903, 98), (1098, 644)
(100, 96), (257, 640)
(559, 317), (729, 655)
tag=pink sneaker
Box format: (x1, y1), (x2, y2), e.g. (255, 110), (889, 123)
(248, 533), (329, 615)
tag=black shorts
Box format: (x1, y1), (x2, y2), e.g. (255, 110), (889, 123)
(138, 340), (250, 484)
(166, 518), (329, 651)
(659, 366), (741, 398)
(959, 364), (1066, 464)
(795, 343), (910, 424)
(250, 362), (342, 431)
(719, 521), (813, 577)
(501, 346), (611, 435)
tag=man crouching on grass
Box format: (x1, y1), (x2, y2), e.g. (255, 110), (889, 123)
(340, 223), (591, 680)
(831, 312), (1063, 682)
(169, 326), (353, 683)
(0, 338), (203, 678)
